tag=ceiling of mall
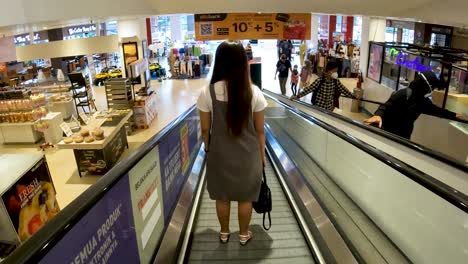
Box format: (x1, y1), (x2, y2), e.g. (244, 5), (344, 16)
(0, 0), (466, 36)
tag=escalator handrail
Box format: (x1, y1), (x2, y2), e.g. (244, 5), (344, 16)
(264, 93), (468, 214)
(4, 105), (198, 264)
(263, 90), (468, 172)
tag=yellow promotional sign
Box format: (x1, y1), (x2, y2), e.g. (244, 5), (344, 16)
(195, 13), (311, 40)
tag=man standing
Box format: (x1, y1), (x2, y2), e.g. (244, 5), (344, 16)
(275, 54), (292, 96)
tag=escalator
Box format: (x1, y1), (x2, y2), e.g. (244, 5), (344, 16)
(5, 96), (468, 264)
(187, 159), (315, 263)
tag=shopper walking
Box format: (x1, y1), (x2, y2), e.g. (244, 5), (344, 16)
(275, 54), (292, 95)
(291, 61), (354, 111)
(298, 59), (313, 94)
(364, 71), (465, 139)
(197, 41), (267, 246)
(291, 65), (299, 96)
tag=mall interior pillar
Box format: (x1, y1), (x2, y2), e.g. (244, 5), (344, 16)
(360, 17), (386, 78)
(310, 14), (319, 50)
(328, 15), (337, 48)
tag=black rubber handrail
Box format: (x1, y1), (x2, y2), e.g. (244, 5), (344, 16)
(264, 93), (468, 214)
(4, 105), (198, 264)
(263, 90), (468, 172)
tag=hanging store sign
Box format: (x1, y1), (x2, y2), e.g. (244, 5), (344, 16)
(14, 32), (47, 44)
(396, 52), (432, 72)
(66, 24), (97, 35)
(194, 13), (311, 40)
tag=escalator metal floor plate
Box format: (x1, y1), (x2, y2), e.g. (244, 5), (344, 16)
(187, 160), (315, 263)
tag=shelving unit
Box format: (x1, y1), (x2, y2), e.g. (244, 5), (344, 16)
(104, 78), (133, 110)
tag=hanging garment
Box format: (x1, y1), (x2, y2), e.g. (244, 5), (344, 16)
(187, 60), (193, 77)
(180, 60), (187, 75)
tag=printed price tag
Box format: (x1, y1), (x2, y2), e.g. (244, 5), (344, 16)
(60, 122), (73, 137)
(79, 112), (90, 124)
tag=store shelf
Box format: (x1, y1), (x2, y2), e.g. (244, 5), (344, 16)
(105, 79), (133, 110)
(0, 121), (36, 127)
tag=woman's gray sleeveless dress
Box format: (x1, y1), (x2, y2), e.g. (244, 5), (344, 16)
(205, 84), (263, 201)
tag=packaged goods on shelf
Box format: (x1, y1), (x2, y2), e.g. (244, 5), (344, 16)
(133, 93), (157, 128)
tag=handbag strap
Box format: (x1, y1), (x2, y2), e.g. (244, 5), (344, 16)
(263, 212), (271, 230)
(263, 168), (267, 184)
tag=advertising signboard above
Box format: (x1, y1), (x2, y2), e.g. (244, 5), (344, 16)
(195, 13), (311, 41)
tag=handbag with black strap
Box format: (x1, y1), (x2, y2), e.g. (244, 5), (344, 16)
(252, 168), (272, 230)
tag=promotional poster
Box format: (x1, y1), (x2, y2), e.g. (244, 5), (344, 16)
(368, 43), (384, 82)
(128, 147), (165, 264)
(195, 13), (311, 40)
(1, 159), (60, 242)
(39, 175), (140, 264)
(159, 112), (200, 222)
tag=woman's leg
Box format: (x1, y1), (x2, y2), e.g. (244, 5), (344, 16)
(238, 201), (253, 236)
(216, 200), (231, 233)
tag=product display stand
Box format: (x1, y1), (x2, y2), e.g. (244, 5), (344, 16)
(57, 111), (133, 177)
(0, 154), (60, 259)
(133, 93), (157, 129)
(104, 78), (133, 110)
(41, 112), (64, 144)
(0, 122), (42, 143)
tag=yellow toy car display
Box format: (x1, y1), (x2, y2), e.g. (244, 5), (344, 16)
(93, 67), (122, 85)
(149, 63), (160, 73)
(108, 68), (122, 78)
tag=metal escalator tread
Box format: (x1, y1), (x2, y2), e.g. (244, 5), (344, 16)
(187, 159), (315, 263)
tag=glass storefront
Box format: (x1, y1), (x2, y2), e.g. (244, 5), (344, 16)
(368, 41), (468, 115)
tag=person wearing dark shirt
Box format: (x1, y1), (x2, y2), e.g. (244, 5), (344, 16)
(291, 61), (354, 111)
(364, 71), (464, 139)
(275, 54), (292, 95)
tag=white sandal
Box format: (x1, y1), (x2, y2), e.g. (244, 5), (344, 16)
(219, 232), (230, 243)
(239, 231), (252, 246)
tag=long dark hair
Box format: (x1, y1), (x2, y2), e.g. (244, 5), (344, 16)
(210, 41), (252, 136)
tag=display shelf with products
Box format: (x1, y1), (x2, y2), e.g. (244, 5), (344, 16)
(57, 110), (132, 177)
(133, 93), (157, 129)
(0, 154), (60, 259)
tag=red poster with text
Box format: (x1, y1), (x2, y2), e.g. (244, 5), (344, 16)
(1, 159), (60, 241)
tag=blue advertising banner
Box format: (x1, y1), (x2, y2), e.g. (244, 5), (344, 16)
(159, 111), (201, 222)
(39, 175), (140, 264)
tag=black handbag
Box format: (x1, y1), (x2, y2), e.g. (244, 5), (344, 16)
(252, 168), (272, 230)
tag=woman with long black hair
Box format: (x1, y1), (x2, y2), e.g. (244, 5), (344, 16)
(197, 41), (267, 245)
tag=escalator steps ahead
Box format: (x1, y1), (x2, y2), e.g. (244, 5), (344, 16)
(187, 160), (315, 263)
